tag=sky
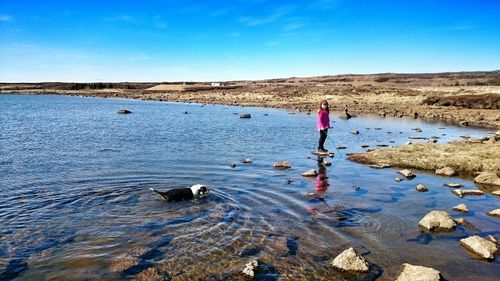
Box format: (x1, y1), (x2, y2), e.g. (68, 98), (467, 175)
(0, 0), (499, 82)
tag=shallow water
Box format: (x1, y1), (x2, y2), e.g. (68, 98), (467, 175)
(0, 94), (498, 280)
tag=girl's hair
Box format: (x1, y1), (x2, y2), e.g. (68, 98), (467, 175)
(318, 100), (329, 112)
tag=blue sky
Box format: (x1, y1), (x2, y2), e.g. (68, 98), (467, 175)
(0, 0), (499, 82)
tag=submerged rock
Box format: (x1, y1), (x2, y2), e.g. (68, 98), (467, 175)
(331, 247), (370, 272)
(395, 263), (441, 281)
(398, 169), (416, 179)
(302, 169), (318, 177)
(273, 161), (291, 169)
(452, 189), (485, 198)
(454, 218), (479, 230)
(416, 184), (429, 192)
(242, 260), (259, 277)
(443, 183), (462, 188)
(474, 172), (500, 186)
(418, 210), (456, 231)
(452, 203), (469, 213)
(460, 236), (497, 260)
(488, 208), (500, 217)
(435, 167), (456, 177)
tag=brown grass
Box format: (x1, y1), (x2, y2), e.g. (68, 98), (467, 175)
(347, 140), (500, 176)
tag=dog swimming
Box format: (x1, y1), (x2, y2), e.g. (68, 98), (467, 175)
(149, 184), (209, 201)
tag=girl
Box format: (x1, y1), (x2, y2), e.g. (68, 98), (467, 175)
(317, 100), (330, 152)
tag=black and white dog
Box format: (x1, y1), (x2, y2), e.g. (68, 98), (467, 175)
(149, 184), (209, 201)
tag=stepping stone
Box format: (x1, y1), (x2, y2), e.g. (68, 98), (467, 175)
(398, 169), (416, 179)
(452, 189), (485, 198)
(453, 204), (469, 213)
(239, 113), (251, 118)
(395, 263), (441, 281)
(241, 158), (252, 164)
(331, 247), (370, 272)
(435, 167), (456, 177)
(416, 184), (428, 192)
(418, 210), (456, 231)
(273, 161), (291, 168)
(443, 183), (462, 188)
(302, 169), (318, 177)
(487, 208), (500, 217)
(460, 236), (498, 260)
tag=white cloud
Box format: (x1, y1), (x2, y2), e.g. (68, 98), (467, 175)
(0, 14), (13, 22)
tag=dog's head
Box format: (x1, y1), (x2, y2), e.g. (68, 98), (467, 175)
(190, 184), (209, 198)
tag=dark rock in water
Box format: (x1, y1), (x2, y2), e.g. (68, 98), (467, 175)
(239, 244), (261, 257)
(117, 109), (132, 114)
(240, 113), (251, 118)
(229, 163), (237, 168)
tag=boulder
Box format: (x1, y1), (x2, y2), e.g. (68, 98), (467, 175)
(452, 204), (469, 213)
(452, 189), (485, 198)
(416, 184), (429, 192)
(487, 208), (500, 217)
(418, 210), (456, 231)
(460, 236), (497, 260)
(239, 113), (251, 119)
(474, 172), (500, 186)
(351, 130), (359, 135)
(435, 167), (456, 177)
(331, 247), (370, 272)
(302, 169), (317, 177)
(395, 263), (441, 281)
(273, 161), (291, 169)
(117, 109), (132, 114)
(398, 169), (416, 179)
(242, 260), (259, 277)
(443, 183), (462, 188)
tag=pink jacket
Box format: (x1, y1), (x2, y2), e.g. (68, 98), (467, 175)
(317, 109), (330, 130)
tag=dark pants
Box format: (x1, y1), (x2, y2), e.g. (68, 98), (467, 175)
(318, 129), (328, 150)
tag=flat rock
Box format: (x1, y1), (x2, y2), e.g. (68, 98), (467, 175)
(435, 167), (456, 177)
(351, 130), (359, 135)
(242, 260), (259, 277)
(418, 210), (456, 231)
(117, 109), (132, 114)
(395, 263), (441, 281)
(370, 164), (391, 169)
(452, 189), (485, 198)
(273, 161), (291, 169)
(331, 247), (370, 272)
(487, 208), (500, 217)
(241, 158), (252, 164)
(460, 236), (498, 260)
(416, 184), (429, 192)
(443, 183), (462, 188)
(398, 169), (416, 179)
(454, 218), (479, 230)
(302, 169), (317, 177)
(336, 146), (347, 149)
(492, 190), (500, 196)
(474, 172), (500, 186)
(239, 113), (251, 118)
(452, 203), (469, 213)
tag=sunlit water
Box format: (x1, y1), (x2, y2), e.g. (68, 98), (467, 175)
(0, 94), (498, 280)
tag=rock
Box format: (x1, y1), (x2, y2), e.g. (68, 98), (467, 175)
(322, 161), (332, 166)
(460, 236), (497, 260)
(361, 144), (369, 148)
(408, 136), (428, 139)
(302, 169), (317, 177)
(454, 218), (479, 230)
(459, 121), (469, 126)
(395, 263), (441, 281)
(443, 183), (462, 188)
(229, 163), (237, 168)
(336, 146), (347, 149)
(435, 167), (456, 177)
(487, 208), (500, 217)
(395, 177), (403, 182)
(370, 164), (391, 169)
(492, 190), (500, 196)
(351, 130), (359, 135)
(416, 184), (428, 192)
(398, 169), (416, 179)
(452, 189), (485, 198)
(429, 139), (438, 143)
(418, 210), (456, 231)
(239, 113), (251, 118)
(331, 247), (370, 272)
(273, 161), (291, 169)
(452, 204), (469, 213)
(241, 158), (252, 164)
(117, 109), (132, 114)
(242, 260), (259, 277)
(474, 172), (500, 186)
(488, 235), (497, 243)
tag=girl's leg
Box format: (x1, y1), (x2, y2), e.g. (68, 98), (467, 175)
(318, 129), (328, 150)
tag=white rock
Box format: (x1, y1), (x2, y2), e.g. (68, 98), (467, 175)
(460, 236), (498, 260)
(443, 183), (462, 188)
(452, 204), (469, 213)
(435, 167), (456, 177)
(331, 247), (370, 272)
(302, 169), (317, 177)
(416, 184), (429, 192)
(398, 169), (415, 179)
(452, 189), (485, 198)
(488, 208), (500, 217)
(242, 260), (259, 277)
(474, 172), (500, 186)
(418, 210), (457, 231)
(395, 263), (441, 281)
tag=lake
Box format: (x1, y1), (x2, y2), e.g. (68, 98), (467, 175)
(0, 94), (498, 280)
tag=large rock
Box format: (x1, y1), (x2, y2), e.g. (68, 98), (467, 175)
(418, 210), (456, 231)
(460, 236), (497, 260)
(395, 263), (441, 281)
(488, 208), (500, 217)
(331, 247), (370, 272)
(474, 172), (500, 186)
(435, 167), (456, 177)
(452, 189), (485, 198)
(398, 169), (416, 179)
(452, 204), (469, 213)
(242, 260), (259, 277)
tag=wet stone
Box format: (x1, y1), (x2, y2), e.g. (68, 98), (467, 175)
(487, 208), (500, 217)
(302, 169), (318, 177)
(435, 167), (456, 177)
(241, 158), (252, 164)
(418, 210), (457, 231)
(273, 161), (291, 169)
(331, 247), (370, 272)
(416, 184), (428, 192)
(395, 263), (441, 281)
(452, 204), (469, 213)
(239, 113), (251, 118)
(460, 236), (498, 260)
(398, 169), (415, 179)
(452, 189), (485, 198)
(443, 183), (462, 188)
